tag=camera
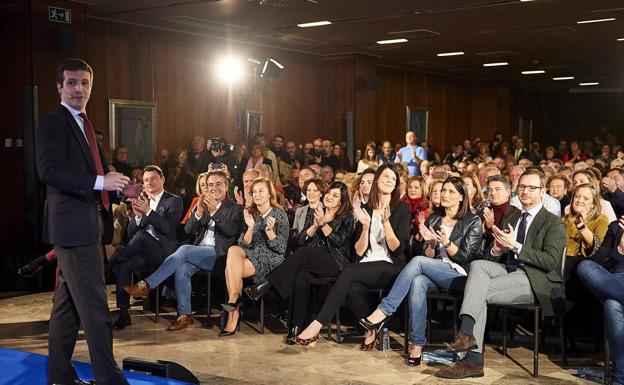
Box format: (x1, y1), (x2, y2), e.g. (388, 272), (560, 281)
(210, 137), (233, 153)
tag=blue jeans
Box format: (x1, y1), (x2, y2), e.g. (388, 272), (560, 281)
(145, 245), (217, 316)
(577, 260), (624, 385)
(378, 256), (467, 346)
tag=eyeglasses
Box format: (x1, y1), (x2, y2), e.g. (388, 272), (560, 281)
(517, 184), (542, 193)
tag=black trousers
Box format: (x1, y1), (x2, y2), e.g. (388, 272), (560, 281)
(111, 231), (164, 308)
(269, 246), (340, 329)
(49, 213), (128, 385)
(316, 261), (398, 326)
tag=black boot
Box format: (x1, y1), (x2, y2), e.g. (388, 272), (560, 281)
(283, 326), (300, 345)
(18, 255), (48, 278)
(113, 308), (131, 331)
(244, 280), (272, 301)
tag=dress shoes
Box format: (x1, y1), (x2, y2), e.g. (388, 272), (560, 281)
(167, 315), (193, 331)
(445, 330), (478, 353)
(124, 281), (150, 297)
(112, 314), (131, 331)
(18, 255), (47, 278)
(435, 358), (484, 379)
(244, 280), (271, 301)
(53, 379), (96, 385)
(283, 326), (300, 345)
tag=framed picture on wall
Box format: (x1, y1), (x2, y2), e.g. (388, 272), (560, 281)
(109, 99), (156, 168)
(405, 106), (428, 141)
(245, 110), (263, 144)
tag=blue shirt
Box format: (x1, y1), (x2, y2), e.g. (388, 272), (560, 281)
(396, 145), (427, 176)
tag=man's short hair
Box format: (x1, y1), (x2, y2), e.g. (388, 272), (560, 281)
(487, 175), (511, 191)
(143, 165), (164, 177)
(207, 170), (229, 184)
(609, 167), (624, 177)
(56, 58), (93, 86)
(243, 168), (260, 178)
(520, 168), (546, 188)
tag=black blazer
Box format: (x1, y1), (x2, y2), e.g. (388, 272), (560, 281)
(353, 201), (411, 271)
(591, 220), (624, 273)
(185, 198), (243, 257)
(425, 211), (483, 267)
(297, 213), (355, 271)
(36, 105), (117, 247)
(127, 190), (184, 257)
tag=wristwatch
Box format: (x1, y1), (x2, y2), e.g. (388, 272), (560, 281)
(576, 224), (586, 231)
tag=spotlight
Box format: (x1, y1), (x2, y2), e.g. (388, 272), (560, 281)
(260, 58), (284, 78)
(216, 56), (245, 84)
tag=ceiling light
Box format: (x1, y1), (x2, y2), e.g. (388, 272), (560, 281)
(618, 38), (624, 41)
(437, 51), (465, 57)
(522, 70), (545, 75)
(297, 21), (331, 28)
(376, 38), (408, 45)
(260, 58), (284, 78)
(577, 18), (616, 24)
(520, 0), (535, 2)
(216, 56), (244, 84)
(553, 76), (575, 80)
(483, 62), (509, 67)
(579, 82), (600, 86)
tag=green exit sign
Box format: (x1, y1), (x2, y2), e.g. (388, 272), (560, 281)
(48, 6), (71, 24)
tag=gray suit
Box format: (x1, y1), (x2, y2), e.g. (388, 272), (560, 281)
(460, 206), (566, 352)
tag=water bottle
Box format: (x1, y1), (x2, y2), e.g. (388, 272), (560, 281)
(576, 367), (604, 381)
(381, 327), (390, 352)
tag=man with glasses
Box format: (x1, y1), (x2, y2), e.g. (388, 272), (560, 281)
(124, 171), (242, 331)
(510, 167), (561, 217)
(437, 169), (566, 379)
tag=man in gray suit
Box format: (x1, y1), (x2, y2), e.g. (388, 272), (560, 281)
(437, 169), (566, 379)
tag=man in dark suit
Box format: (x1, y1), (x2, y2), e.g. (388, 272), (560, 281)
(437, 169), (566, 379)
(36, 58), (133, 385)
(481, 175), (521, 252)
(513, 137), (530, 161)
(125, 170), (242, 331)
(109, 165), (183, 330)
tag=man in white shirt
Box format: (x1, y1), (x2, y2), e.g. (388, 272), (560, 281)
(125, 171), (242, 331)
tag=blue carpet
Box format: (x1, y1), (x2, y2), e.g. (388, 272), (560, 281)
(0, 348), (194, 385)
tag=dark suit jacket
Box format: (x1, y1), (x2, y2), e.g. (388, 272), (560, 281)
(353, 201), (411, 271)
(36, 105), (116, 247)
(485, 207), (566, 317)
(591, 220), (624, 273)
(127, 190), (183, 260)
(603, 189), (624, 219)
(185, 198), (243, 257)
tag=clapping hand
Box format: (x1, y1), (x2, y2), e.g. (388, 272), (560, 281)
(618, 216), (624, 250)
(380, 203), (391, 224)
(482, 207), (495, 229)
(234, 186), (245, 205)
(313, 206), (325, 227)
(432, 227), (450, 247)
(353, 204), (371, 227)
(265, 216), (276, 233)
(131, 195), (149, 216)
(243, 208), (255, 228)
(492, 224), (516, 250)
(418, 223), (436, 245)
(122, 181), (142, 198)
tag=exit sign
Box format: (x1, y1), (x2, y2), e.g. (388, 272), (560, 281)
(48, 6), (71, 24)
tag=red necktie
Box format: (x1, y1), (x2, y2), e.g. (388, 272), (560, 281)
(79, 113), (110, 211)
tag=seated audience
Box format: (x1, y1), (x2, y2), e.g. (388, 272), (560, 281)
(112, 146), (133, 179)
(461, 173), (484, 212)
(361, 177), (482, 365)
(568, 170), (617, 223)
(547, 174), (571, 214)
(291, 178), (327, 249)
(602, 168), (624, 218)
(220, 177), (289, 336)
(357, 143), (382, 173)
(124, 171), (242, 331)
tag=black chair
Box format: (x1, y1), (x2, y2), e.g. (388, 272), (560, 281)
(309, 276), (339, 341)
(242, 295), (265, 334)
(196, 270), (212, 327)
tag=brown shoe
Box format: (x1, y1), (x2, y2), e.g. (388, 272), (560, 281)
(435, 358), (484, 379)
(445, 330), (478, 353)
(167, 315), (193, 331)
(124, 281), (150, 297)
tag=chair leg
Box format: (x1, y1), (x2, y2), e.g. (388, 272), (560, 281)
(560, 315), (566, 366)
(206, 273), (212, 328)
(155, 285), (160, 323)
(336, 309), (341, 344)
(426, 297), (433, 344)
(533, 308), (539, 378)
(260, 297), (265, 335)
(502, 308), (508, 357)
(605, 320), (610, 385)
(404, 305), (409, 355)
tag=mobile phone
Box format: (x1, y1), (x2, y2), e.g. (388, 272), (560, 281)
(210, 163), (222, 170)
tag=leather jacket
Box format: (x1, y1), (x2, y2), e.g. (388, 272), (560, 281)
(298, 212), (355, 271)
(424, 211), (483, 267)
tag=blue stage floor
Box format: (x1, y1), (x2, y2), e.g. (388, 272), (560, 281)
(0, 348), (193, 385)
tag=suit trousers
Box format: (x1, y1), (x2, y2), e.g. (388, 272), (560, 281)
(315, 261), (398, 326)
(269, 246), (340, 329)
(49, 212), (128, 385)
(459, 260), (534, 353)
(111, 231), (165, 308)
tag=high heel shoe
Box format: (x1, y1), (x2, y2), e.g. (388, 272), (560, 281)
(221, 296), (243, 312)
(407, 355), (422, 366)
(290, 333), (319, 347)
(359, 316), (388, 332)
(283, 326), (300, 345)
(360, 330), (378, 351)
(219, 307), (242, 337)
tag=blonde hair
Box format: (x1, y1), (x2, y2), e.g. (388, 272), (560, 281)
(247, 177), (282, 217)
(567, 184), (602, 221)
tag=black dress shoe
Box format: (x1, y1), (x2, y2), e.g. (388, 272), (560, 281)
(53, 379), (95, 385)
(244, 280), (271, 301)
(283, 326), (300, 345)
(112, 314), (131, 331)
(18, 255), (47, 278)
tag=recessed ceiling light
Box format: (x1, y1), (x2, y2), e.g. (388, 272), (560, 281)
(377, 38), (408, 45)
(297, 21), (332, 28)
(483, 62), (509, 67)
(553, 76), (575, 80)
(577, 18), (616, 24)
(520, 0), (535, 2)
(618, 37), (624, 41)
(522, 70), (546, 75)
(579, 82), (600, 86)
(437, 51), (464, 57)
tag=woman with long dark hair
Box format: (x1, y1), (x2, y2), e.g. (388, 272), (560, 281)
(291, 163), (411, 347)
(244, 181), (354, 342)
(360, 177), (482, 366)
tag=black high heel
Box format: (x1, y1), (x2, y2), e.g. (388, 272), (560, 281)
(359, 316), (388, 332)
(219, 307), (242, 337)
(221, 296), (243, 312)
(407, 355), (422, 366)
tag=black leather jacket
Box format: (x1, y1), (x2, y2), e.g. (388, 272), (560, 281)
(297, 212), (355, 271)
(424, 211), (483, 267)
